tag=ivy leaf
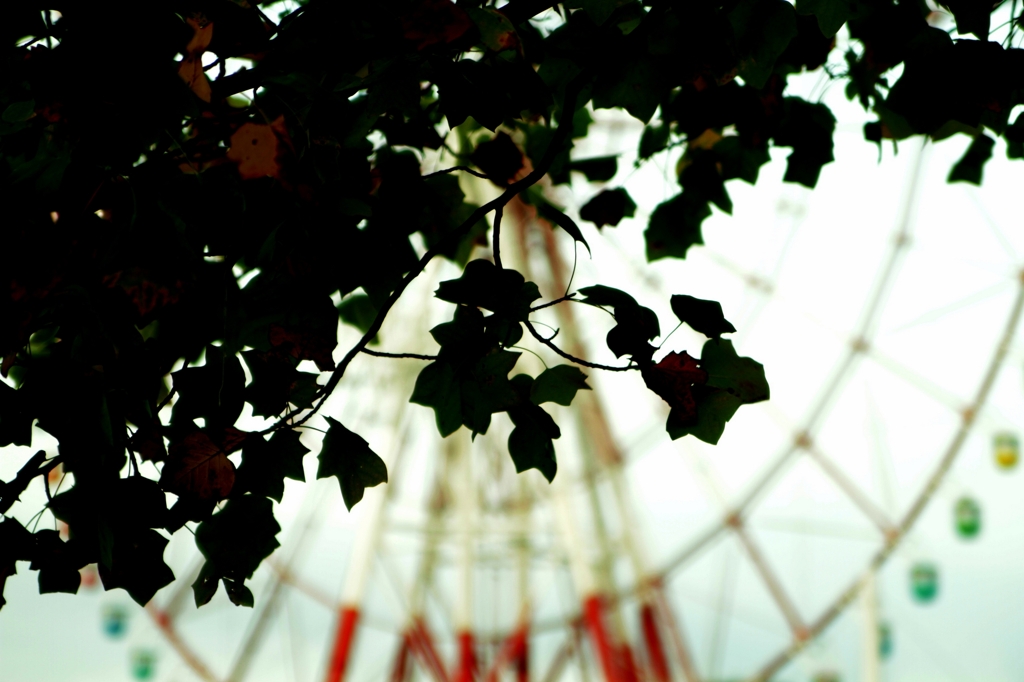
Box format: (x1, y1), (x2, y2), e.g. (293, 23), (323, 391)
(96, 528), (175, 606)
(0, 517), (34, 609)
(530, 365), (591, 406)
(948, 134), (995, 185)
(337, 294), (380, 343)
(410, 361), (462, 437)
(701, 339), (770, 403)
(223, 578), (255, 607)
(241, 350), (321, 419)
(569, 156), (618, 182)
(316, 416), (388, 511)
(775, 97), (836, 188)
(667, 387), (743, 444)
(644, 192), (711, 261)
(794, 0), (852, 37)
(639, 123), (671, 160)
(171, 345), (246, 429)
(729, 0), (798, 89)
(579, 286), (660, 361)
(534, 201), (592, 255)
(643, 351), (708, 422)
(235, 430), (309, 502)
(593, 57), (664, 124)
(670, 295), (737, 339)
(194, 495), (280, 606)
(507, 375), (560, 482)
(160, 431), (236, 502)
(580, 188), (637, 228)
(30, 530), (81, 595)
(471, 132), (524, 185)
(435, 260), (540, 321)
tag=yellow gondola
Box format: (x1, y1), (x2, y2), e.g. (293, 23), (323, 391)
(994, 432), (1019, 469)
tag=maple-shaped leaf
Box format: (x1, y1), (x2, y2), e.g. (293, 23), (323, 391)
(644, 192), (711, 261)
(670, 295), (737, 339)
(160, 431), (236, 501)
(435, 260), (540, 322)
(227, 116), (292, 181)
(29, 529), (81, 595)
(316, 417), (387, 511)
(580, 188), (636, 229)
(667, 340), (769, 444)
(400, 0), (474, 50)
(193, 495), (280, 606)
(642, 351), (708, 422)
(171, 345), (245, 429)
(579, 285), (660, 361)
(0, 517), (34, 609)
(177, 16), (213, 102)
(128, 421), (167, 463)
(471, 132), (524, 186)
(530, 365), (591, 406)
(241, 350), (321, 418)
(506, 375), (560, 482)
(96, 528), (175, 606)
(235, 430), (309, 502)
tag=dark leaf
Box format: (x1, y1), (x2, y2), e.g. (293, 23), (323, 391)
(580, 188), (637, 229)
(235, 430), (309, 502)
(160, 432), (236, 502)
(435, 260), (541, 321)
(729, 0), (799, 88)
(639, 123), (671, 160)
(223, 578), (255, 607)
(948, 134), (995, 185)
(171, 346), (245, 429)
(530, 365), (591, 406)
(0, 517), (33, 609)
(316, 416), (388, 510)
(642, 351), (708, 422)
(701, 339), (770, 403)
(195, 495), (280, 599)
(96, 528), (175, 606)
(471, 133), (524, 186)
(794, 0), (852, 37)
(644, 192), (711, 261)
(506, 375), (560, 482)
(670, 295), (737, 339)
(569, 156), (618, 182)
(410, 361), (463, 437)
(535, 202), (592, 254)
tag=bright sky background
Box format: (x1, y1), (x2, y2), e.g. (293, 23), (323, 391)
(5, 12), (1024, 682)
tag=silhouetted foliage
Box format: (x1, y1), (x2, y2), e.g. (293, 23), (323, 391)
(2, 0), (1020, 609)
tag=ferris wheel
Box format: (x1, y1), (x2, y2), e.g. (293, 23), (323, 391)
(84, 101), (1024, 682)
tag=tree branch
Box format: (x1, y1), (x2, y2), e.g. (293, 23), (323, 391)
(263, 71), (593, 434)
(423, 166), (491, 180)
(493, 204), (505, 269)
(530, 293), (576, 312)
(0, 451), (56, 516)
(360, 349), (437, 361)
(524, 320), (637, 372)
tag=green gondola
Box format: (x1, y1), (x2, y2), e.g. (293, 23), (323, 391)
(878, 621), (893, 659)
(910, 562), (938, 603)
(130, 649), (157, 680)
(954, 497), (981, 538)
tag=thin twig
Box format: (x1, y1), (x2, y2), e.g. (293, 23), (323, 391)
(423, 166), (490, 180)
(493, 204), (505, 269)
(156, 387), (177, 413)
(360, 349), (438, 361)
(523, 320), (636, 372)
(530, 293), (576, 312)
(262, 72), (591, 434)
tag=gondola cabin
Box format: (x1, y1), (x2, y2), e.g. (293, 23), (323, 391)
(910, 563), (938, 602)
(131, 649), (156, 680)
(994, 432), (1018, 470)
(102, 604), (128, 638)
(954, 497), (981, 538)
(878, 622), (893, 659)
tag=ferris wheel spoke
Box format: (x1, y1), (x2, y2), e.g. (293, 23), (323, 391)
(730, 521), (808, 641)
(801, 440), (897, 536)
(706, 543), (737, 682)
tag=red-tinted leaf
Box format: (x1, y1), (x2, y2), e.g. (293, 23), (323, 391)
(642, 351), (708, 422)
(268, 323), (336, 371)
(178, 16), (214, 102)
(227, 117), (292, 181)
(160, 432), (236, 501)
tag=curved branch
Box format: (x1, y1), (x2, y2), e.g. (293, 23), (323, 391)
(529, 293), (576, 312)
(360, 349), (437, 361)
(523, 320), (637, 372)
(423, 166), (491, 180)
(263, 71), (592, 434)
